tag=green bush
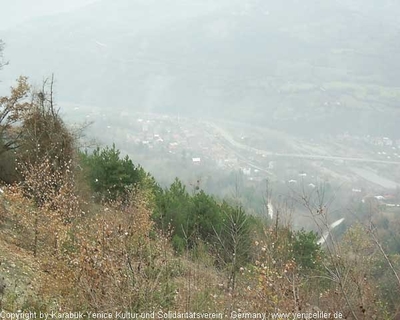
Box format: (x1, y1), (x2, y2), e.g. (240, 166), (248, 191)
(292, 229), (323, 270)
(80, 144), (145, 202)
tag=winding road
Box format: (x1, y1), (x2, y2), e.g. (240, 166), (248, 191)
(205, 121), (400, 165)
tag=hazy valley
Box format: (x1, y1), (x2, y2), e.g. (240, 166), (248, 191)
(1, 0), (400, 316)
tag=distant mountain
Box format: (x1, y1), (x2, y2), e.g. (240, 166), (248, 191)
(1, 0), (399, 137)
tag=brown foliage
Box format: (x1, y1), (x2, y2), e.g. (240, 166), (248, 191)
(67, 190), (174, 311)
(15, 76), (77, 213)
(17, 157), (79, 220)
(0, 76), (32, 155)
(0, 181), (178, 312)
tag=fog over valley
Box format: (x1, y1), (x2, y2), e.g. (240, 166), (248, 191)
(1, 0), (400, 138)
(2, 0), (400, 315)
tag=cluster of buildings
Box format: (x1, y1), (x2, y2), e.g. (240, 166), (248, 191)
(362, 193), (400, 208)
(334, 133), (400, 160)
(337, 133), (400, 149)
(370, 137), (400, 148)
(124, 114), (273, 182)
(122, 114), (400, 210)
(125, 115), (237, 169)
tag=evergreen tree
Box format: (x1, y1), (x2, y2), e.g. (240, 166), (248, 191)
(81, 144), (144, 202)
(292, 229), (323, 270)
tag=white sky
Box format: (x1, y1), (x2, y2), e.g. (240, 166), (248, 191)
(0, 0), (99, 30)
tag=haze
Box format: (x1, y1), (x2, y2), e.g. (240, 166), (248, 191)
(1, 0), (399, 216)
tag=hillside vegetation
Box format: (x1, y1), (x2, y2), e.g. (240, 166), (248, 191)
(1, 77), (400, 318)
